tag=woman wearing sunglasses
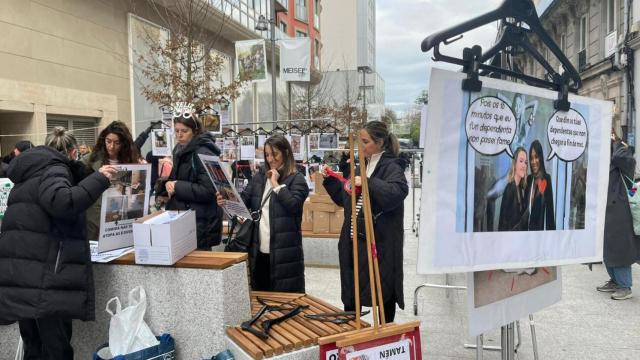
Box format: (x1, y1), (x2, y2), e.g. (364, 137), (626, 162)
(163, 112), (223, 249)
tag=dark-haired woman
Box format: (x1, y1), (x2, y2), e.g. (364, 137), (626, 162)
(0, 127), (116, 359)
(217, 135), (309, 292)
(525, 140), (555, 230)
(323, 121), (408, 323)
(165, 114), (223, 248)
(82, 121), (142, 240)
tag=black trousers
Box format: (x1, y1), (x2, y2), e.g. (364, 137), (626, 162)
(253, 251), (271, 291)
(19, 318), (73, 360)
(345, 298), (397, 323)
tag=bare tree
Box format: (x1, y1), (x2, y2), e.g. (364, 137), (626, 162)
(129, 0), (250, 110)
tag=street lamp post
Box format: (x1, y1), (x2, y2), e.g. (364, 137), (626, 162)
(256, 0), (278, 123)
(357, 66), (372, 119)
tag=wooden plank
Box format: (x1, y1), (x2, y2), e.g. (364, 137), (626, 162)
(295, 300), (344, 336)
(109, 251), (245, 269)
(251, 291), (306, 299)
(246, 302), (297, 352)
(335, 321), (421, 348)
(237, 326), (275, 357)
(302, 231), (340, 238)
(227, 327), (264, 360)
(188, 251), (248, 263)
(257, 310), (307, 348)
(303, 296), (363, 330)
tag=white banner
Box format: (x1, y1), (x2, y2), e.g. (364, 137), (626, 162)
(417, 68), (612, 274)
(279, 38), (310, 82)
(235, 39), (267, 82)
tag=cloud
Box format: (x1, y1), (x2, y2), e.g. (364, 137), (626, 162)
(376, 0), (502, 112)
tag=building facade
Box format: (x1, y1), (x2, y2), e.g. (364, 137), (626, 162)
(0, 0), (320, 155)
(320, 0), (384, 120)
(514, 0), (630, 140)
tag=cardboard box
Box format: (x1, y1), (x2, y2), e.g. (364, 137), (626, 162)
(307, 201), (336, 212)
(330, 209), (344, 234)
(309, 194), (334, 204)
(302, 200), (313, 231)
(133, 210), (197, 265)
(312, 211), (331, 233)
(314, 172), (328, 195)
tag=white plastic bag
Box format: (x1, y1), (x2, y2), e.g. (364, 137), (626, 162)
(105, 286), (159, 356)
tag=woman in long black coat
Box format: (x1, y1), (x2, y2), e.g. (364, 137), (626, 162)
(525, 140), (556, 230)
(597, 135), (640, 300)
(219, 135), (309, 292)
(164, 114), (222, 248)
(0, 127), (115, 359)
(498, 147), (529, 231)
(324, 121), (408, 322)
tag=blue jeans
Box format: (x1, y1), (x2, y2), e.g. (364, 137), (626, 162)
(606, 265), (633, 289)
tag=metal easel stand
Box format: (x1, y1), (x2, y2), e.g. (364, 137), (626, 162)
(413, 277), (539, 360)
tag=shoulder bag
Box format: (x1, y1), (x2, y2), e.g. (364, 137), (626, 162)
(224, 189), (273, 252)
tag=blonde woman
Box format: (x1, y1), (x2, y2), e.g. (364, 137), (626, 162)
(498, 147), (529, 231)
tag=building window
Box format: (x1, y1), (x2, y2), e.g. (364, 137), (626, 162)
(314, 0), (320, 29)
(314, 38), (321, 68)
(46, 117), (97, 147)
(279, 20), (287, 34)
(295, 0), (308, 22)
(296, 29), (307, 37)
(607, 0), (616, 33)
(579, 15), (587, 51)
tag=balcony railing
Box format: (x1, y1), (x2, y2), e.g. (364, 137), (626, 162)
(295, 5), (308, 21)
(578, 49), (587, 71)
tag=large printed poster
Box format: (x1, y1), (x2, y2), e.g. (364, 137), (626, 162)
(98, 164), (151, 252)
(467, 267), (562, 336)
(417, 68), (612, 273)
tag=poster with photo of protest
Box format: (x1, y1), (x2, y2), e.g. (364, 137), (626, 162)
(318, 133), (338, 150)
(255, 135), (267, 160)
(223, 138), (239, 162)
(467, 267), (561, 336)
(199, 154), (251, 219)
(418, 68), (612, 274)
(240, 136), (256, 160)
(98, 164), (151, 252)
(151, 129), (172, 156)
(235, 39), (267, 82)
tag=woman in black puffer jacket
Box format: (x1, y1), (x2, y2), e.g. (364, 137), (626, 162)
(0, 127), (115, 359)
(218, 135), (309, 292)
(164, 114), (222, 248)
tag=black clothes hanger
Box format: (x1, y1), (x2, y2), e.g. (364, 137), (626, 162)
(321, 124), (339, 135)
(287, 124), (304, 135)
(255, 127), (270, 135)
(421, 0), (581, 111)
(270, 125), (287, 135)
(238, 127), (253, 136)
(223, 128), (238, 137)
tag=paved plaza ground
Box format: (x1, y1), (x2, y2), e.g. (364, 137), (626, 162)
(305, 188), (640, 359)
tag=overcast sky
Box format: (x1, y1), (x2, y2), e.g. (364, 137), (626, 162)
(376, 0), (552, 112)
(375, 0), (550, 115)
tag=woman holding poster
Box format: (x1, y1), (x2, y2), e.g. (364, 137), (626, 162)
(323, 121), (408, 322)
(164, 112), (223, 249)
(83, 121), (142, 241)
(498, 147), (529, 231)
(525, 140), (556, 230)
(0, 127), (116, 358)
(218, 135), (308, 292)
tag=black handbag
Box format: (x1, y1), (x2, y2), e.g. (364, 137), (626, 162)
(224, 190), (273, 252)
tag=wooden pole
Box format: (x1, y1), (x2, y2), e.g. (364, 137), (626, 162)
(348, 132), (361, 329)
(357, 140), (380, 329)
(359, 161), (386, 325)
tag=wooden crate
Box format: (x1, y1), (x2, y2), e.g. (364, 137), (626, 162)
(226, 292), (369, 359)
